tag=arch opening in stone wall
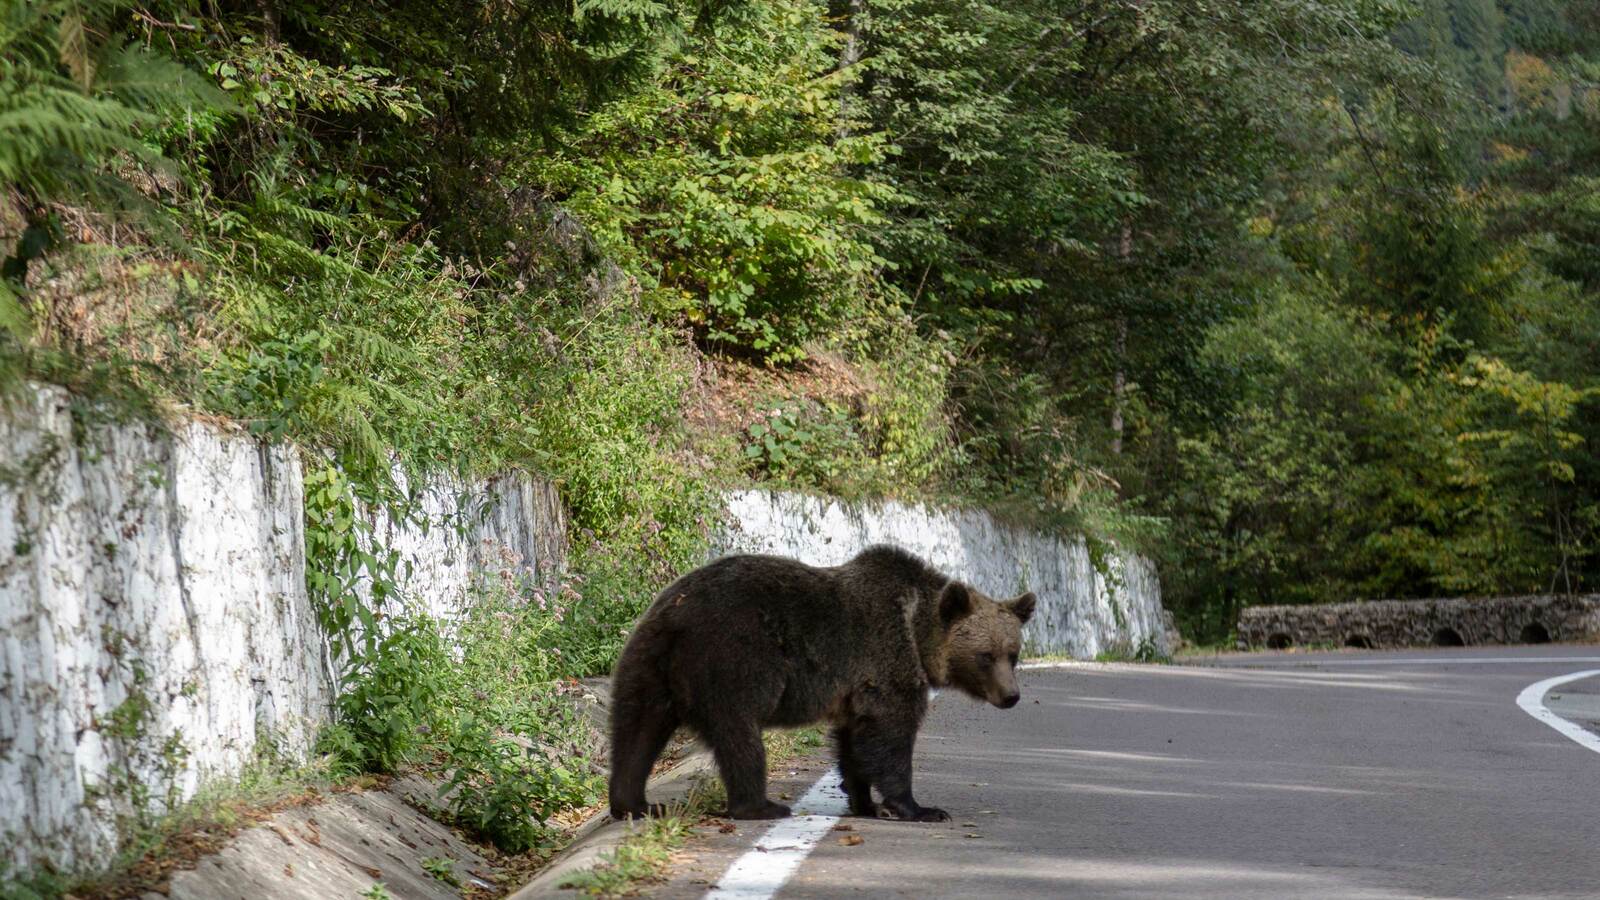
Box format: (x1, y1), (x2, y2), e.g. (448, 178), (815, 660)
(1519, 621), (1551, 644)
(1266, 633), (1293, 650)
(1345, 634), (1373, 649)
(1432, 627), (1465, 647)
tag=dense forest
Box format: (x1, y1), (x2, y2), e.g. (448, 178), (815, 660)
(3, 0), (1598, 653)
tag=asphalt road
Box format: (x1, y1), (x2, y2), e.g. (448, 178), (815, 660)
(656, 644), (1600, 899)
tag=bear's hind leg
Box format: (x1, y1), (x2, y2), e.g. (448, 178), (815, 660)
(609, 700), (680, 820)
(704, 718), (789, 820)
(831, 725), (879, 817)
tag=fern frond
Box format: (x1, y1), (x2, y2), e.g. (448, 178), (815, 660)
(99, 42), (232, 115)
(366, 379), (432, 419)
(314, 381), (389, 475)
(0, 84), (157, 187)
(250, 194), (349, 233)
(0, 4), (232, 213)
(330, 323), (427, 372)
(249, 228), (380, 287)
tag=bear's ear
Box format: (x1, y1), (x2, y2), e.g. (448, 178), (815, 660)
(1007, 592), (1036, 625)
(938, 581), (973, 626)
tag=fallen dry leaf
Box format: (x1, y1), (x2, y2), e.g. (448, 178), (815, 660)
(832, 823), (854, 832)
(719, 823), (737, 834)
(839, 834), (865, 847)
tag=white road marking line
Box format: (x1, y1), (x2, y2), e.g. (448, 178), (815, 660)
(703, 768), (851, 900)
(1516, 669), (1600, 756)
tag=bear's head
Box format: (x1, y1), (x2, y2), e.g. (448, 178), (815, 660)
(936, 582), (1036, 708)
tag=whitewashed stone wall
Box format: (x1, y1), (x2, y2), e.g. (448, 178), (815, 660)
(0, 386), (567, 875)
(1, 387), (321, 873)
(719, 490), (1168, 659)
(364, 468), (567, 623)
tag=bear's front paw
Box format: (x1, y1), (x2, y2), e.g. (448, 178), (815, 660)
(909, 806), (949, 823)
(849, 800), (882, 818)
(728, 800), (792, 820)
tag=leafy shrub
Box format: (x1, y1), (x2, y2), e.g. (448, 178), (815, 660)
(744, 401), (864, 490)
(431, 577), (606, 849)
(526, 0), (896, 362)
(437, 713), (597, 853)
(319, 618), (448, 775)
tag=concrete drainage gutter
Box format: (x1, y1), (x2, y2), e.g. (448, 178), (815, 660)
(509, 742), (719, 898)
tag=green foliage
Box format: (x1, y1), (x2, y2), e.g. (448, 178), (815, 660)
(300, 464), (415, 664)
(744, 400), (861, 488)
(428, 576), (605, 850)
(559, 816), (693, 896)
(528, 0), (896, 361)
(319, 618), (449, 775)
(437, 714), (595, 853)
(0, 0), (225, 337)
(420, 857), (458, 886)
(315, 570), (606, 852)
(1158, 291), (1387, 633)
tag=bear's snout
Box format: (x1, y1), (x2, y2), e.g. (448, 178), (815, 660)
(997, 692), (1021, 709)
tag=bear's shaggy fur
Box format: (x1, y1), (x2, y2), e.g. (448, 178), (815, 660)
(608, 545), (1035, 821)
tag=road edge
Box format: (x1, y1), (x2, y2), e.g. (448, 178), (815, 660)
(507, 742), (718, 899)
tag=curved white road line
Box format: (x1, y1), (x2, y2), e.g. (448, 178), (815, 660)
(703, 768), (850, 899)
(1516, 669), (1600, 756)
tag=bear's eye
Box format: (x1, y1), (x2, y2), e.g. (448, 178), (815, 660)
(977, 652), (995, 667)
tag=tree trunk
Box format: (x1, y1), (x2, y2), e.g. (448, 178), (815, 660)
(1110, 224), (1132, 455)
(836, 0), (864, 138)
(258, 0), (279, 44)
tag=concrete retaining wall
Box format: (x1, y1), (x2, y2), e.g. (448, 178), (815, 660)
(1237, 595), (1600, 650)
(720, 490), (1170, 659)
(0, 386), (567, 874)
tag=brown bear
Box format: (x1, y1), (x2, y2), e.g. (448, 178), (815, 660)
(607, 544), (1035, 821)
